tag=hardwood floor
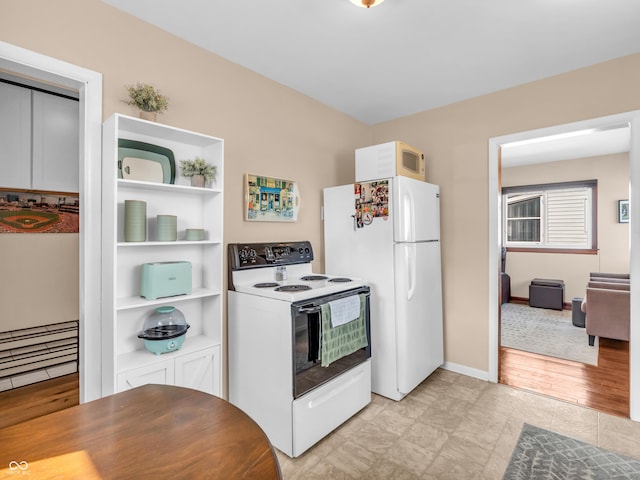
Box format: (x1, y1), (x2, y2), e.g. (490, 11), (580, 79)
(0, 373), (78, 430)
(499, 337), (630, 418)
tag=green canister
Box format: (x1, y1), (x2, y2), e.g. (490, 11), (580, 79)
(124, 200), (146, 242)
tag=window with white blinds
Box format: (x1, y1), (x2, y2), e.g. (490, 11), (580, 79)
(546, 187), (590, 246)
(503, 180), (596, 250)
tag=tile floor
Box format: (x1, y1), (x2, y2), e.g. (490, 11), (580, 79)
(0, 362), (77, 392)
(275, 369), (640, 479)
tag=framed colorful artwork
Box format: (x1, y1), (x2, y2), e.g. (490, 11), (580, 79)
(244, 174), (300, 222)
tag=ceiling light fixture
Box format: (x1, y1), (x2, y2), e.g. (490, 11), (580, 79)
(350, 0), (385, 8)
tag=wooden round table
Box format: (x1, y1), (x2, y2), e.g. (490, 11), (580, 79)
(0, 384), (281, 479)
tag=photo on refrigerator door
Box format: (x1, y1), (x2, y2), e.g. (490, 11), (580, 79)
(354, 180), (389, 228)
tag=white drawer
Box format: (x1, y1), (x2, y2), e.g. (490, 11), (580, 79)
(292, 360), (371, 457)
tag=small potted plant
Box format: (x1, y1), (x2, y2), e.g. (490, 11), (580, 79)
(179, 157), (216, 188)
(124, 82), (169, 121)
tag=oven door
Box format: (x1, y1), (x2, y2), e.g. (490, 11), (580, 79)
(292, 286), (371, 398)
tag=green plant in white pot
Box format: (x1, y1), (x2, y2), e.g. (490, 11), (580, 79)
(180, 157), (216, 188)
(125, 82), (169, 120)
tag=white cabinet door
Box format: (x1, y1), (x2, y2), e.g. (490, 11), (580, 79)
(0, 82), (31, 189)
(174, 346), (220, 395)
(116, 346), (220, 395)
(32, 91), (79, 193)
(117, 360), (174, 392)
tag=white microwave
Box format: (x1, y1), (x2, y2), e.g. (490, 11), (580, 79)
(355, 141), (426, 182)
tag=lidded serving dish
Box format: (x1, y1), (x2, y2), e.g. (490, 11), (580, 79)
(138, 306), (190, 355)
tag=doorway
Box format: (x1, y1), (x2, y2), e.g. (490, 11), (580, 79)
(488, 111), (640, 422)
(0, 75), (81, 391)
(0, 41), (103, 403)
(500, 135), (628, 366)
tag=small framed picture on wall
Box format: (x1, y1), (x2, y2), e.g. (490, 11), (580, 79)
(618, 199), (629, 223)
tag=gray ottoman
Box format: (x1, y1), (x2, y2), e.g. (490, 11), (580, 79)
(529, 278), (565, 310)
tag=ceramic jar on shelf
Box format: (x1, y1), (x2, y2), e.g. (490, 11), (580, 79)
(124, 200), (147, 242)
(156, 214), (177, 241)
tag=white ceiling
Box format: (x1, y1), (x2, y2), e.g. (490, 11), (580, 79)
(501, 124), (631, 168)
(102, 0), (640, 126)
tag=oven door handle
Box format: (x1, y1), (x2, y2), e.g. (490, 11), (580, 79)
(297, 305), (322, 314)
(294, 287), (370, 315)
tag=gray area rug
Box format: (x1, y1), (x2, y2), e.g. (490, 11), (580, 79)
(501, 303), (598, 365)
(503, 423), (640, 479)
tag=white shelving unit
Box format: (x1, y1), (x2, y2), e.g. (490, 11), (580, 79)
(102, 114), (223, 397)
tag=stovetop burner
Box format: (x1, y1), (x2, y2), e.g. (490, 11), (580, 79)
(275, 284), (312, 292)
(328, 277), (352, 283)
(300, 275), (328, 281)
(254, 282), (280, 288)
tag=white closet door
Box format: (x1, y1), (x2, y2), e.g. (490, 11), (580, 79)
(32, 91), (79, 193)
(0, 82), (31, 189)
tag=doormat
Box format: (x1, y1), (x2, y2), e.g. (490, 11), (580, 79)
(503, 423), (640, 479)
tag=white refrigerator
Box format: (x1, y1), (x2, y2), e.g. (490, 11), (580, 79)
(323, 176), (443, 401)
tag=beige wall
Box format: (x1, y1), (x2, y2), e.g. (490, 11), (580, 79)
(2, 0), (640, 375)
(502, 153), (630, 301)
(370, 55), (640, 371)
(0, 0), (371, 271)
(0, 0), (370, 332)
(0, 235), (79, 331)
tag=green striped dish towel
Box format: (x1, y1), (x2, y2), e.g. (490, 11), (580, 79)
(320, 293), (368, 367)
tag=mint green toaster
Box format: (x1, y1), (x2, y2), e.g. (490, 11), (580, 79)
(140, 261), (192, 300)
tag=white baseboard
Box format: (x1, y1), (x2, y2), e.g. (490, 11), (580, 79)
(441, 361), (490, 382)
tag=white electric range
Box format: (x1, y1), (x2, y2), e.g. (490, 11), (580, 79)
(227, 241), (372, 458)
(230, 263), (366, 301)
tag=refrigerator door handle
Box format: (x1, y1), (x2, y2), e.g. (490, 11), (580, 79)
(402, 191), (415, 242)
(406, 244), (417, 300)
